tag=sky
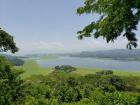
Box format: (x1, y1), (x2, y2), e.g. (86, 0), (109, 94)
(0, 0), (140, 55)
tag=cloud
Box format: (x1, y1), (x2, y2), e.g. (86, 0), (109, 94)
(16, 36), (140, 55)
(17, 41), (65, 54)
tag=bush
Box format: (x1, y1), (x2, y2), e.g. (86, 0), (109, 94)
(67, 77), (78, 87)
(58, 86), (82, 103)
(8, 66), (140, 105)
(96, 70), (113, 75)
(54, 65), (76, 73)
(108, 75), (127, 91)
(0, 56), (25, 105)
(84, 72), (127, 92)
(90, 89), (138, 105)
(25, 83), (51, 99)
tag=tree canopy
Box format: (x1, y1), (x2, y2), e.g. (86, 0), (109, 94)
(77, 0), (140, 49)
(0, 28), (18, 53)
(0, 56), (25, 105)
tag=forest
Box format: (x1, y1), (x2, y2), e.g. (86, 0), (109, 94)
(1, 57), (140, 105)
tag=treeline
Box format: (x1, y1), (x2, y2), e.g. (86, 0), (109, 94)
(69, 49), (140, 61)
(1, 58), (140, 105)
(0, 54), (25, 66)
(8, 57), (24, 66)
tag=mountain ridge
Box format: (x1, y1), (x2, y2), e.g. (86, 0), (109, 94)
(69, 49), (140, 61)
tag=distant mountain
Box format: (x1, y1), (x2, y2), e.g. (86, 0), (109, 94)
(69, 49), (140, 61)
(0, 54), (25, 66)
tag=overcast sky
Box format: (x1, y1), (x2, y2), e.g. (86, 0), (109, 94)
(0, 0), (140, 55)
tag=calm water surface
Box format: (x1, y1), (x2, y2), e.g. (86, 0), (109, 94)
(37, 57), (140, 71)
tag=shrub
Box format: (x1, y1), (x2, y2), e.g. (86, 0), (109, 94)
(0, 56), (25, 105)
(108, 75), (127, 91)
(96, 70), (113, 75)
(90, 89), (138, 105)
(58, 86), (82, 103)
(54, 65), (76, 73)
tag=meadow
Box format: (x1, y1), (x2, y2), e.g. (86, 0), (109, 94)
(17, 58), (140, 78)
(16, 60), (53, 78)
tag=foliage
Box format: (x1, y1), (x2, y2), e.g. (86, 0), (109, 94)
(58, 86), (82, 103)
(54, 65), (77, 73)
(89, 89), (138, 105)
(77, 0), (140, 49)
(2, 61), (140, 105)
(0, 56), (25, 105)
(96, 70), (113, 75)
(0, 28), (18, 53)
(18, 60), (52, 78)
(19, 69), (140, 105)
(11, 58), (24, 66)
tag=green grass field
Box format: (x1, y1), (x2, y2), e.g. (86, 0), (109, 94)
(16, 59), (140, 78)
(73, 67), (140, 77)
(16, 60), (53, 78)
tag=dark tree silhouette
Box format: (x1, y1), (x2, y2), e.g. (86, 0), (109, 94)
(0, 28), (18, 53)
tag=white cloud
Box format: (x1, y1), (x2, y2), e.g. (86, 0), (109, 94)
(16, 36), (140, 55)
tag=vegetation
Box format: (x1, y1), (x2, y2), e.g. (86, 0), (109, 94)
(0, 54), (24, 66)
(0, 28), (18, 53)
(1, 56), (140, 105)
(73, 67), (140, 77)
(15, 59), (140, 78)
(77, 0), (140, 49)
(69, 49), (140, 61)
(17, 60), (53, 78)
(0, 56), (25, 105)
(9, 58), (24, 66)
(3, 67), (140, 105)
(54, 65), (76, 73)
(1, 0), (140, 104)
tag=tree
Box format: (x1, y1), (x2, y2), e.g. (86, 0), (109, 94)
(54, 65), (76, 73)
(0, 28), (18, 53)
(77, 0), (140, 49)
(0, 56), (25, 105)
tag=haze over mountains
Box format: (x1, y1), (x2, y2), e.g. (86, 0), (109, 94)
(69, 49), (140, 61)
(1, 49), (140, 63)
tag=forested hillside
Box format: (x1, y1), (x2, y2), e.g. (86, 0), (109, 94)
(0, 54), (24, 66)
(69, 49), (140, 61)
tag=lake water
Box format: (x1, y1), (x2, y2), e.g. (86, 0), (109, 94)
(37, 57), (140, 71)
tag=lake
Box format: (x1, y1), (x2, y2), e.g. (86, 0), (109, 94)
(37, 57), (140, 71)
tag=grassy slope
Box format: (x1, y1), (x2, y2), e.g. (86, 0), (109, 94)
(17, 60), (53, 78)
(16, 55), (58, 78)
(73, 68), (140, 77)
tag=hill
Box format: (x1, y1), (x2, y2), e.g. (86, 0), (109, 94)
(69, 49), (140, 61)
(0, 54), (25, 66)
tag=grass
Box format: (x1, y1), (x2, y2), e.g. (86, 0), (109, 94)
(72, 67), (140, 77)
(72, 68), (102, 75)
(15, 55), (58, 78)
(15, 58), (140, 78)
(16, 60), (53, 78)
